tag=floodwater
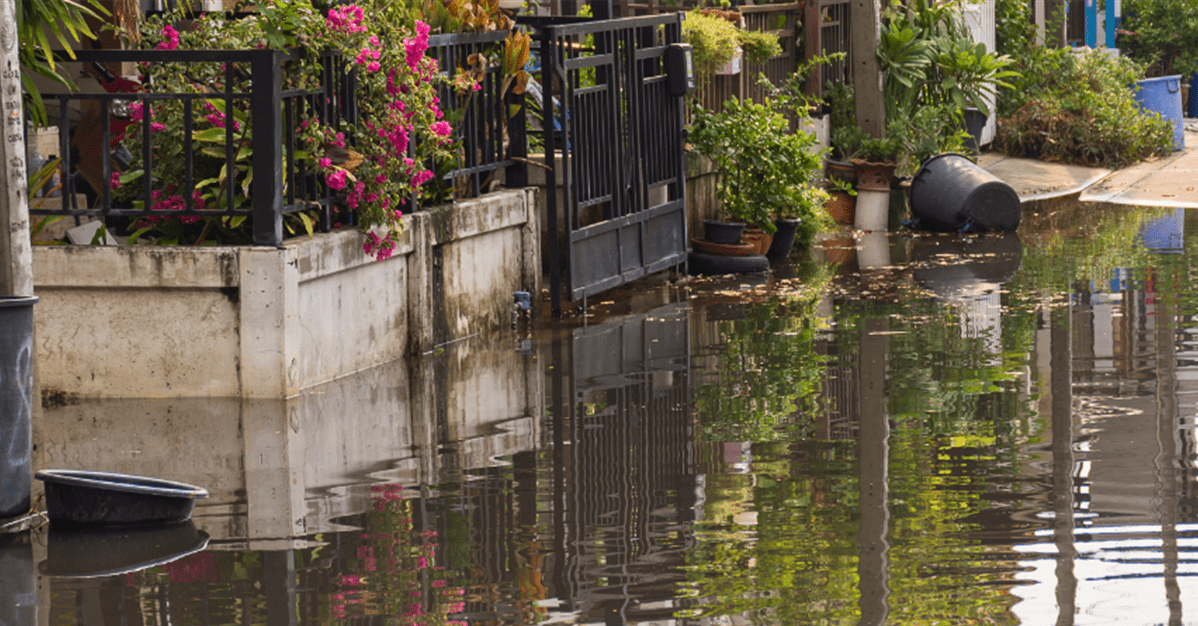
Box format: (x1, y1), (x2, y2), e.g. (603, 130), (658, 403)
(9, 199), (1198, 625)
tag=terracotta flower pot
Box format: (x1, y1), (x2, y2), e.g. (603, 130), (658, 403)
(851, 159), (897, 192)
(824, 189), (855, 225)
(742, 227), (773, 255)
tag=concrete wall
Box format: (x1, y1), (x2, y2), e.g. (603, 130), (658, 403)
(31, 189), (540, 399)
(33, 327), (544, 544)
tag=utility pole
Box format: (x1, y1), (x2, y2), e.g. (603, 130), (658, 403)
(1, 0), (33, 298)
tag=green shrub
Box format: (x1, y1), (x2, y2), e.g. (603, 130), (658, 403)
(1119, 0), (1198, 78)
(995, 46), (1173, 167)
(682, 11), (741, 79)
(689, 97), (832, 245)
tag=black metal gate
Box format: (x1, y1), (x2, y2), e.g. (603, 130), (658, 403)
(528, 14), (689, 315)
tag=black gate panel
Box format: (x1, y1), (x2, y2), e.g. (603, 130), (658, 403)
(532, 14), (689, 315)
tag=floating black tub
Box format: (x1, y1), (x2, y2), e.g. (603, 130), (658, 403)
(35, 469), (209, 528)
(40, 521), (209, 578)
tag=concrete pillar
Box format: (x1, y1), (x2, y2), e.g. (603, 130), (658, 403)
(1, 0), (33, 298)
(239, 248), (301, 398)
(849, 0), (885, 137)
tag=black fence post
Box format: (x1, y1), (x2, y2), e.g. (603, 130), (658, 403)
(252, 48), (284, 247)
(506, 86), (528, 188)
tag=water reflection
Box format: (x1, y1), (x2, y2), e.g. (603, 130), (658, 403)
(15, 204), (1198, 624)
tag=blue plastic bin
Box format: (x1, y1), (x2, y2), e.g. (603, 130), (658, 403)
(1135, 75), (1184, 150)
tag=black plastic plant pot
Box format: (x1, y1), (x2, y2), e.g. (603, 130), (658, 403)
(41, 521), (209, 578)
(35, 469), (209, 529)
(0, 296), (37, 520)
(702, 220), (746, 245)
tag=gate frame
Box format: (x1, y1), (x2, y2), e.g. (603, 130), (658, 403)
(524, 14), (690, 316)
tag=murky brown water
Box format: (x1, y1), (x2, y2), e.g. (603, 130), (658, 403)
(9, 202), (1198, 625)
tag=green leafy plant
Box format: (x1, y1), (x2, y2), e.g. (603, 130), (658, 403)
(689, 97), (832, 244)
(877, 0), (1018, 123)
(17, 0), (110, 127)
(995, 45), (1173, 167)
(682, 10), (741, 80)
(1118, 0), (1198, 78)
(737, 29), (781, 64)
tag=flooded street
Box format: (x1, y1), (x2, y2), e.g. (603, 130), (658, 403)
(11, 200), (1198, 625)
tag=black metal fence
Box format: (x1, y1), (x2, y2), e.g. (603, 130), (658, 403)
(519, 13), (690, 314)
(31, 32), (523, 247)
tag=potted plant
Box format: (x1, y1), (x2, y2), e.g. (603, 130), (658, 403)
(850, 134), (901, 191)
(689, 97), (833, 253)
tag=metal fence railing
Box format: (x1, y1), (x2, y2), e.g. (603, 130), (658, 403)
(35, 48), (351, 246)
(31, 31), (526, 247)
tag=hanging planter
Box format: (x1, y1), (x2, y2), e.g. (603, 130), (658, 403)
(715, 47), (743, 75)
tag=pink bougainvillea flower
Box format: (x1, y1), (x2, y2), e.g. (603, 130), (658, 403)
(156, 24), (180, 50)
(326, 169), (348, 190)
(404, 21), (431, 71)
(430, 121), (451, 138)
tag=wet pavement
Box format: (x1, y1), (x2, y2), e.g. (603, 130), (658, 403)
(9, 194), (1198, 624)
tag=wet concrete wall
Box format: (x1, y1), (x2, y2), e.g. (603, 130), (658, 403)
(34, 328), (543, 543)
(31, 189), (540, 399)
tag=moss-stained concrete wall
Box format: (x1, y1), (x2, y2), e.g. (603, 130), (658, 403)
(32, 189), (539, 399)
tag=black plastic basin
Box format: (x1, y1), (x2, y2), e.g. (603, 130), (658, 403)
(35, 469), (209, 528)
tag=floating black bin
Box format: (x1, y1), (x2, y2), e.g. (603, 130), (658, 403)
(909, 153), (1021, 233)
(35, 469), (209, 528)
(0, 296), (38, 520)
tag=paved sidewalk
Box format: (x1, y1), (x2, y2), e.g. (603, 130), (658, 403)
(979, 123), (1198, 208)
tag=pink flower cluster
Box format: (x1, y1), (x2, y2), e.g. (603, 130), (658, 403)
(355, 36), (383, 73)
(156, 24), (180, 50)
(404, 22), (431, 72)
(204, 102), (242, 131)
(362, 231), (397, 260)
(327, 4), (367, 35)
(142, 189), (205, 225)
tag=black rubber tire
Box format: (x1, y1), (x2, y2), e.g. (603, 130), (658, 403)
(688, 252), (769, 276)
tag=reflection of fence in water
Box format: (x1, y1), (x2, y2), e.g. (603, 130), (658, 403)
(552, 304), (698, 618)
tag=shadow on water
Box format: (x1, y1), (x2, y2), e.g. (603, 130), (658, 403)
(15, 200), (1198, 625)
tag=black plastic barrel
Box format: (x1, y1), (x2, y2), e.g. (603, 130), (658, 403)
(909, 153), (1021, 233)
(0, 296), (37, 519)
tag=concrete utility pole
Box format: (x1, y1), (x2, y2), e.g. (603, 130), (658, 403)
(1, 0), (33, 298)
(849, 0), (885, 137)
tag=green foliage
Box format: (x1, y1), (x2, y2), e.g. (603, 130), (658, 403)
(682, 10), (741, 80)
(689, 97), (832, 241)
(17, 0), (109, 127)
(1119, 0), (1198, 78)
(995, 47), (1174, 167)
(878, 0), (1019, 121)
(737, 29), (781, 64)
